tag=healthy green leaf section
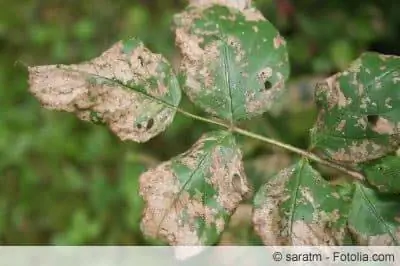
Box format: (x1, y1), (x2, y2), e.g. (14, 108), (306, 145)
(311, 52), (400, 163)
(361, 155), (400, 193)
(139, 130), (251, 246)
(253, 159), (354, 245)
(174, 5), (289, 122)
(28, 37), (181, 143)
(348, 184), (400, 245)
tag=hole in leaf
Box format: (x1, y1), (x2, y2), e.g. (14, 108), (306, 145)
(264, 80), (272, 90)
(367, 115), (379, 126)
(146, 118), (154, 130)
(138, 56), (144, 67)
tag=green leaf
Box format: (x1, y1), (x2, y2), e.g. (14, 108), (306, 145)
(311, 52), (400, 164)
(361, 155), (400, 193)
(139, 130), (251, 246)
(174, 5), (289, 122)
(348, 184), (400, 245)
(28, 38), (181, 143)
(253, 159), (354, 245)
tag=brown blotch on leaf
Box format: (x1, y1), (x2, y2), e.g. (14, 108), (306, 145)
(253, 166), (349, 245)
(139, 133), (250, 246)
(28, 40), (177, 143)
(349, 226), (400, 245)
(368, 115), (397, 135)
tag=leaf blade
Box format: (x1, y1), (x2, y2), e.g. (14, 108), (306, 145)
(174, 5), (289, 122)
(139, 130), (251, 246)
(311, 52), (400, 163)
(28, 38), (181, 142)
(348, 184), (400, 245)
(361, 155), (400, 193)
(252, 159), (354, 245)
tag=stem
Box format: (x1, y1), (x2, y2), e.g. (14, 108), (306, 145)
(174, 108), (365, 181)
(176, 107), (229, 129)
(233, 126), (365, 181)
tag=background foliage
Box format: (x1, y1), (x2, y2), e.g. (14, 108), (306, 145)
(1, 0), (399, 244)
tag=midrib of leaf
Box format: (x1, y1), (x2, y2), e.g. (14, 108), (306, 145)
(222, 41), (234, 124)
(155, 133), (230, 239)
(287, 161), (305, 242)
(58, 65), (178, 110)
(55, 65), (229, 129)
(357, 185), (399, 244)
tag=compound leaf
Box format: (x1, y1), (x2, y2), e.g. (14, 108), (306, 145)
(348, 184), (400, 245)
(253, 159), (354, 245)
(361, 155), (400, 193)
(139, 130), (251, 247)
(311, 52), (400, 164)
(28, 38), (181, 143)
(174, 5), (289, 122)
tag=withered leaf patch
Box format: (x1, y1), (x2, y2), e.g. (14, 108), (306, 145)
(174, 4), (289, 122)
(252, 159), (354, 245)
(139, 131), (251, 247)
(311, 52), (400, 164)
(28, 38), (181, 143)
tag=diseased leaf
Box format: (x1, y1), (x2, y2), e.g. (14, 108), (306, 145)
(311, 52), (400, 164)
(189, 0), (252, 10)
(348, 184), (400, 245)
(361, 155), (400, 193)
(28, 38), (181, 142)
(174, 5), (289, 122)
(252, 159), (354, 245)
(139, 130), (251, 247)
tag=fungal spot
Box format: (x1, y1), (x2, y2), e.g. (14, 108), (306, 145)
(146, 118), (154, 130)
(136, 123), (143, 129)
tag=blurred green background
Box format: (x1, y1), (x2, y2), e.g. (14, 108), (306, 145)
(0, 0), (399, 244)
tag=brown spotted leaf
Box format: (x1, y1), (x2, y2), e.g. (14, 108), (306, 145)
(348, 183), (400, 245)
(174, 5), (289, 122)
(139, 130), (251, 247)
(311, 52), (400, 164)
(28, 38), (181, 143)
(252, 159), (354, 245)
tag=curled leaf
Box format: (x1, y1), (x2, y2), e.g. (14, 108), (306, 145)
(253, 159), (353, 245)
(139, 131), (251, 247)
(174, 5), (289, 122)
(348, 184), (400, 245)
(311, 52), (400, 164)
(28, 38), (181, 142)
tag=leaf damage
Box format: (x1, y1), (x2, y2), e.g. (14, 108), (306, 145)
(311, 52), (400, 164)
(252, 160), (353, 245)
(28, 38), (181, 143)
(139, 131), (251, 246)
(174, 5), (289, 121)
